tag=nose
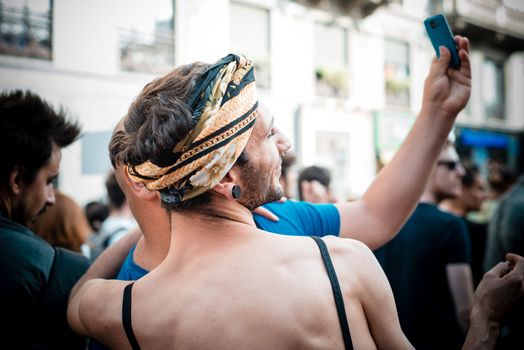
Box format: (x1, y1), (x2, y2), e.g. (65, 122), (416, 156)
(456, 163), (466, 177)
(47, 186), (56, 206)
(277, 130), (292, 155)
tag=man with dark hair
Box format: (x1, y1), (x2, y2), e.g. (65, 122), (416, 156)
(375, 142), (474, 349)
(0, 90), (90, 349)
(298, 165), (333, 203)
(441, 164), (488, 287)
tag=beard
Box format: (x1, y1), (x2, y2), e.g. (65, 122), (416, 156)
(238, 160), (283, 211)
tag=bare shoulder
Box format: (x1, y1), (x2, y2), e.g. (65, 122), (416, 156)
(77, 279), (130, 344)
(320, 236), (384, 290)
(322, 235), (374, 264)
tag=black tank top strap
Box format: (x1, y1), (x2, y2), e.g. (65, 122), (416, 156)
(310, 236), (354, 350)
(122, 282), (141, 350)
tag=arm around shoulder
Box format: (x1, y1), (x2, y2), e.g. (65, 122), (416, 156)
(67, 229), (140, 337)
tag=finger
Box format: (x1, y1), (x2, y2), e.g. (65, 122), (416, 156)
(252, 206), (279, 222)
(454, 36), (465, 49)
(506, 253), (524, 267)
(447, 66), (471, 86)
(277, 196), (288, 203)
(489, 261), (513, 278)
(454, 35), (461, 47)
(456, 49), (471, 78)
(433, 46), (451, 76)
(461, 36), (470, 54)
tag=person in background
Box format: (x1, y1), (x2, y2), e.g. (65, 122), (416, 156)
(90, 171), (136, 261)
(0, 90), (90, 349)
(474, 162), (517, 224)
(440, 164), (488, 287)
(375, 141), (474, 350)
(484, 172), (524, 349)
(279, 152), (297, 199)
(31, 190), (91, 253)
(298, 165), (334, 203)
(84, 200), (109, 233)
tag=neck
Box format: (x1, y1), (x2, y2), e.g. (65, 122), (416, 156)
(132, 202), (171, 270)
(167, 196), (257, 254)
(420, 189), (438, 205)
(440, 199), (466, 217)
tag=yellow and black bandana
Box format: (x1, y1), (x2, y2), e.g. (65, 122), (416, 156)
(128, 54), (258, 203)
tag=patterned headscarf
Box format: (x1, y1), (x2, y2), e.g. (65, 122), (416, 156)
(128, 54), (258, 204)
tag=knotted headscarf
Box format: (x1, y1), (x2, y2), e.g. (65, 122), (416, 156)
(128, 54), (258, 203)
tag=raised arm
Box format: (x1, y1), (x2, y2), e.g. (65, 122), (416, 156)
(337, 36), (471, 249)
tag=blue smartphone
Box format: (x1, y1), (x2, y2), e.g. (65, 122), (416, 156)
(424, 14), (460, 68)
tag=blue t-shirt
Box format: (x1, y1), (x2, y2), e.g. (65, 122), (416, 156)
(116, 244), (149, 280)
(117, 200), (339, 280)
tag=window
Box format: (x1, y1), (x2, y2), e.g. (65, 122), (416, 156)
(314, 22), (348, 98)
(0, 0), (52, 59)
(482, 57), (504, 120)
(118, 0), (174, 74)
(81, 132), (112, 175)
(230, 2), (270, 89)
(384, 39), (410, 107)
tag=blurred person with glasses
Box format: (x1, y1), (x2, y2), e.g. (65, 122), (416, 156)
(440, 165), (489, 288)
(374, 140), (475, 350)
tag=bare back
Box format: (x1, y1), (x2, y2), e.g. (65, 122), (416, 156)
(76, 231), (410, 349)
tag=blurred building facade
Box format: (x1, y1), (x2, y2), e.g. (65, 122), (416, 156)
(0, 0), (522, 203)
(437, 0), (524, 179)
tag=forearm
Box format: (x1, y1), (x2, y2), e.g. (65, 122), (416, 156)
(462, 308), (500, 350)
(447, 264), (475, 332)
(359, 109), (454, 235)
(70, 228), (140, 300)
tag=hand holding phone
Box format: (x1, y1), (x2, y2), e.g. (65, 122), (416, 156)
(424, 14), (461, 68)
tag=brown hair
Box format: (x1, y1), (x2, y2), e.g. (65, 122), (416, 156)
(32, 191), (91, 252)
(110, 62), (220, 211)
(119, 62), (210, 167)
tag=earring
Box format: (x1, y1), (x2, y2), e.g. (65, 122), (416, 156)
(232, 185), (241, 200)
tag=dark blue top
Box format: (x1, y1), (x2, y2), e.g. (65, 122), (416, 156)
(0, 212), (90, 349)
(374, 203), (470, 350)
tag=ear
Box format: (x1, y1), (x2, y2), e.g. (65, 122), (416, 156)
(9, 168), (24, 195)
(210, 167), (242, 200)
(119, 166), (158, 201)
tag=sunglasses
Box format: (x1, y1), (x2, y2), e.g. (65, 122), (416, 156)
(437, 160), (463, 171)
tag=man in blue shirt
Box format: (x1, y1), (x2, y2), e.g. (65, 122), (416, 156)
(104, 40), (469, 281)
(74, 46), (524, 350)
